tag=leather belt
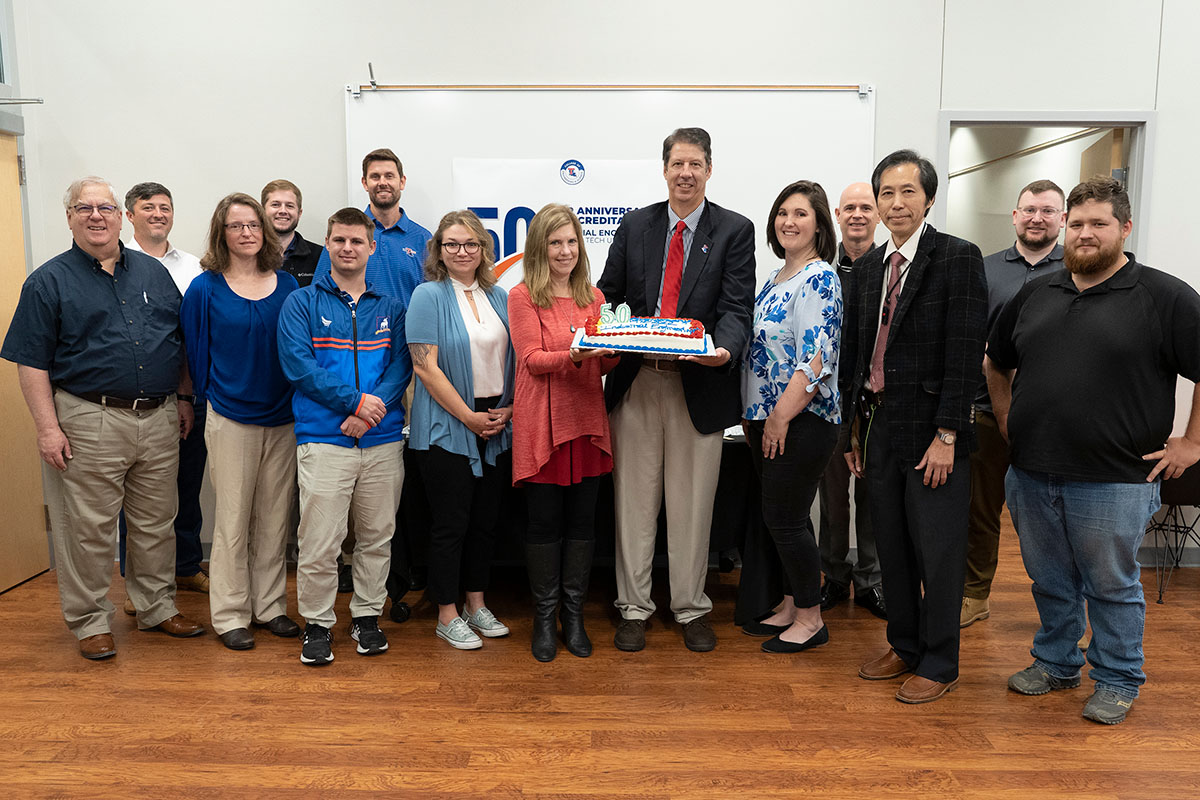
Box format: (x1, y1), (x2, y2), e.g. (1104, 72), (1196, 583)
(642, 356), (680, 372)
(76, 392), (170, 410)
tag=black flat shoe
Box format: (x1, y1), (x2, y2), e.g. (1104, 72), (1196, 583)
(742, 619), (790, 637)
(762, 624), (829, 653)
(219, 628), (256, 651)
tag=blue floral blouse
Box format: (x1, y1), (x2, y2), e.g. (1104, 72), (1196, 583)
(741, 260), (842, 424)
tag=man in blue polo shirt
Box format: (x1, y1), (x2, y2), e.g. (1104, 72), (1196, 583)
(986, 176), (1200, 725)
(314, 147), (431, 308)
(2, 177), (207, 659)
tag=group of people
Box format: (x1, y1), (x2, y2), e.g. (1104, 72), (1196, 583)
(5, 130), (1200, 727)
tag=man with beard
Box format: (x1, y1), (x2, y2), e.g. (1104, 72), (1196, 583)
(961, 180), (1065, 629)
(314, 148), (431, 308)
(986, 176), (1200, 725)
(263, 179), (322, 287)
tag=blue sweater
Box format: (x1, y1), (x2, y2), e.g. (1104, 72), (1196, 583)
(406, 279), (514, 477)
(181, 269), (297, 426)
(277, 273), (412, 448)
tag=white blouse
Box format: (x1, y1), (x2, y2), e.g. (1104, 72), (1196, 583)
(451, 277), (507, 398)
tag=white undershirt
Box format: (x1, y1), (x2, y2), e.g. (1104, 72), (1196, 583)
(451, 277), (506, 398)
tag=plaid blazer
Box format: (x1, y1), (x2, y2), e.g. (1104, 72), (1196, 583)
(839, 224), (988, 465)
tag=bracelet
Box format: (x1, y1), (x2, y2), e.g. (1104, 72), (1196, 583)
(177, 394), (196, 404)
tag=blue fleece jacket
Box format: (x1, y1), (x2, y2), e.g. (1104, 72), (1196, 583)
(277, 273), (412, 448)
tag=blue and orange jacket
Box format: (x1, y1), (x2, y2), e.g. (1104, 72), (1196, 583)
(277, 273), (412, 448)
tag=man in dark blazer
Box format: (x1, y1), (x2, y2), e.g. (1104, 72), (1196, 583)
(597, 127), (755, 653)
(840, 149), (987, 703)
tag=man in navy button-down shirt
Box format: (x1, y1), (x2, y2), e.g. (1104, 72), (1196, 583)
(1, 177), (206, 659)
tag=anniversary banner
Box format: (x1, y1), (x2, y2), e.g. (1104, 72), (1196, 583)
(451, 158), (661, 290)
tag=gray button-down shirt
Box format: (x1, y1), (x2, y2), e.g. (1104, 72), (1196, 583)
(654, 200), (706, 315)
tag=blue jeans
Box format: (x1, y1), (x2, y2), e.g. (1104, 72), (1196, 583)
(1005, 466), (1160, 699)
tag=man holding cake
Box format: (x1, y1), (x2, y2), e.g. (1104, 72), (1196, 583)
(597, 127), (756, 653)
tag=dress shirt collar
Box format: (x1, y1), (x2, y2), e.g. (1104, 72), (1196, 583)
(667, 199), (706, 234)
(883, 221), (925, 266)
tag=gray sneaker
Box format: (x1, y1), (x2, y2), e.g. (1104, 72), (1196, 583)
(462, 606), (510, 638)
(436, 616), (483, 650)
(1082, 689), (1134, 725)
(1007, 664), (1082, 695)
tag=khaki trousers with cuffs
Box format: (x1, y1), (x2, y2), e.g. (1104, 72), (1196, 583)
(204, 409), (295, 635)
(45, 390), (180, 638)
(296, 440), (403, 628)
(611, 364), (722, 624)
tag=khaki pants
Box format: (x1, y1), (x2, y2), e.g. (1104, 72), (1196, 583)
(44, 391), (180, 638)
(296, 441), (403, 627)
(611, 365), (722, 623)
(205, 410), (295, 635)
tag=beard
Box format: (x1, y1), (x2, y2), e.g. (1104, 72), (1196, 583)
(272, 218), (299, 236)
(369, 188), (399, 210)
(1017, 229), (1057, 250)
(1064, 237), (1124, 276)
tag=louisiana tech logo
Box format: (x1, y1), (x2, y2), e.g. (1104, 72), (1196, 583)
(560, 159), (585, 186)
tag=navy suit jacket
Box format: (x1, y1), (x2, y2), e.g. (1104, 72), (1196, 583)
(597, 199), (755, 434)
(839, 224), (987, 464)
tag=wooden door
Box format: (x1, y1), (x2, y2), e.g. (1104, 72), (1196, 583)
(0, 132), (50, 591)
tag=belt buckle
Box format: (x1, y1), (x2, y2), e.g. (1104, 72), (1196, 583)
(131, 397), (149, 411)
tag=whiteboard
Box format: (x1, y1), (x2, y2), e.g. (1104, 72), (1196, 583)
(344, 86), (876, 285)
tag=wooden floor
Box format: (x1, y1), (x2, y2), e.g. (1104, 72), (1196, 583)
(1, 524), (1198, 800)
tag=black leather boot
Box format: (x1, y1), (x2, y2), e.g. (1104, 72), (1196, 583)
(560, 539), (594, 658)
(525, 541), (561, 662)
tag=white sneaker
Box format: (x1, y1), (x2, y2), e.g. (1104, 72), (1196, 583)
(462, 606), (510, 638)
(436, 616), (483, 650)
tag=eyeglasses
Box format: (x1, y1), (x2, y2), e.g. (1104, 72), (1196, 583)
(72, 204), (119, 218)
(225, 222), (262, 233)
(1017, 206), (1062, 219)
(442, 241), (481, 254)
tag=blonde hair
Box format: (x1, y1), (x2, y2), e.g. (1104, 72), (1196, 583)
(424, 209), (497, 290)
(522, 203), (593, 309)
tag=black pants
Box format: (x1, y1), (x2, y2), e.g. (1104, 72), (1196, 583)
(864, 402), (969, 683)
(746, 413), (838, 609)
(524, 477), (601, 544)
(416, 398), (510, 606)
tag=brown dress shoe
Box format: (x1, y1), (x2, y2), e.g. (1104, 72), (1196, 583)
(896, 674), (959, 704)
(80, 633), (116, 660)
(858, 648), (913, 680)
(123, 597), (136, 616)
(176, 569), (210, 593)
(150, 614), (206, 638)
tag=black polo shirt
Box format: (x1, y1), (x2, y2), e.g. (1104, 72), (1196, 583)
(975, 243), (1065, 410)
(1, 241), (184, 399)
(988, 255), (1200, 483)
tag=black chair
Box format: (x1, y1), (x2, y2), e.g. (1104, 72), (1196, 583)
(1144, 467), (1200, 603)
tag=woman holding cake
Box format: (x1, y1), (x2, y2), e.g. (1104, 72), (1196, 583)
(741, 180), (843, 654)
(407, 210), (515, 651)
(509, 203), (617, 662)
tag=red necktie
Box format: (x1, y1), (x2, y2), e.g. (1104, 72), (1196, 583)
(660, 220), (686, 318)
(869, 251), (906, 391)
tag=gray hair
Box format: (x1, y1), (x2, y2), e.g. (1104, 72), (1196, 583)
(63, 177), (120, 210)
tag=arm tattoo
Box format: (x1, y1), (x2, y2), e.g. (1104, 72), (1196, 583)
(409, 343), (431, 368)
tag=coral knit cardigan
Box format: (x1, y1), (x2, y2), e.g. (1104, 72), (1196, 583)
(509, 283), (617, 484)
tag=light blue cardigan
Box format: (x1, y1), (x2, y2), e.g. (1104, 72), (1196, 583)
(406, 278), (514, 477)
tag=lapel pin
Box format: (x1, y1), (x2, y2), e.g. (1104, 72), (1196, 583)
(701, 244), (710, 254)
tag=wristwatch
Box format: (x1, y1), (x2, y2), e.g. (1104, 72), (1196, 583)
(177, 394), (196, 404)
(937, 429), (957, 445)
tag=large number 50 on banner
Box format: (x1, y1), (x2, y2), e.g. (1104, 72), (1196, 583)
(452, 158), (661, 290)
